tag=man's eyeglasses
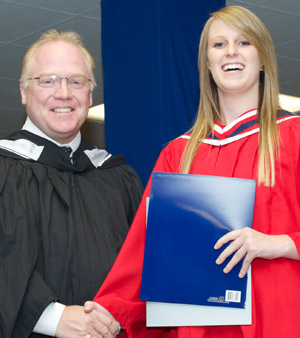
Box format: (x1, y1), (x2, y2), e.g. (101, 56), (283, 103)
(27, 74), (92, 90)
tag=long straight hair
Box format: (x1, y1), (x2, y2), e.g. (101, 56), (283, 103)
(181, 6), (280, 186)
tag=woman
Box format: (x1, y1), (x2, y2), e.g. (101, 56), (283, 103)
(91, 6), (300, 338)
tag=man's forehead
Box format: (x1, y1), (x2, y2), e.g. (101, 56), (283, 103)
(35, 40), (82, 57)
(30, 40), (89, 74)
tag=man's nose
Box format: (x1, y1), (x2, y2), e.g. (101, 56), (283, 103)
(53, 78), (73, 98)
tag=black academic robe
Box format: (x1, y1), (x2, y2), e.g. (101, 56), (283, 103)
(0, 130), (143, 338)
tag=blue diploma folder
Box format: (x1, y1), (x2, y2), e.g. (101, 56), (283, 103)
(140, 172), (256, 309)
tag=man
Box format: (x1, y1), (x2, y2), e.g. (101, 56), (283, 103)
(0, 30), (143, 337)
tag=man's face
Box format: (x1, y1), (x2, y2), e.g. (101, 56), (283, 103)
(20, 41), (93, 144)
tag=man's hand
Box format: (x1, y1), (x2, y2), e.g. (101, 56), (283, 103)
(55, 304), (119, 338)
(84, 301), (121, 337)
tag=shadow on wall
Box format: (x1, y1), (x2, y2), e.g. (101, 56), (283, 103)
(81, 119), (106, 149)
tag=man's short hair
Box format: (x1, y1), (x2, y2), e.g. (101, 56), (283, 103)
(20, 29), (96, 90)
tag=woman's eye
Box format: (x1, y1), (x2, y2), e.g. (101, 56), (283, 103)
(214, 42), (224, 48)
(240, 41), (251, 46)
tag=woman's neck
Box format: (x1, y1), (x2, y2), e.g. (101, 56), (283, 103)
(218, 90), (259, 125)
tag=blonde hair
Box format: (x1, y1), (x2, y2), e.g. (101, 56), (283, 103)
(181, 6), (280, 186)
(20, 29), (96, 90)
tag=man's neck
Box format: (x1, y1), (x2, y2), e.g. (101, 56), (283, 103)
(22, 117), (81, 152)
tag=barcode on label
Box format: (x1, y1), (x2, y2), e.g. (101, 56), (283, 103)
(225, 290), (241, 303)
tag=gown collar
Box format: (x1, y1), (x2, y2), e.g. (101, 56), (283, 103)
(0, 130), (118, 172)
(22, 116), (81, 153)
(180, 109), (298, 146)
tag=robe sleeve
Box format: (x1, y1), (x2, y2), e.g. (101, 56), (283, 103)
(12, 271), (58, 337)
(285, 119), (300, 254)
(0, 160), (57, 337)
(116, 163), (144, 227)
(93, 143), (182, 337)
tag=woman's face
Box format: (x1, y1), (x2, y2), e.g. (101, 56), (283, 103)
(207, 20), (261, 99)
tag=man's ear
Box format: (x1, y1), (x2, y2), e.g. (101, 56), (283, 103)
(89, 91), (93, 107)
(20, 83), (27, 105)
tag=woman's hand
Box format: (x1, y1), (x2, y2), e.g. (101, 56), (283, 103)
(83, 301), (121, 337)
(214, 227), (300, 278)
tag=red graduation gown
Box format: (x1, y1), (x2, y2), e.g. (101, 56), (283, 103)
(94, 110), (300, 338)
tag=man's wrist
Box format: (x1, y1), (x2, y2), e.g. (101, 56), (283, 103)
(33, 302), (66, 336)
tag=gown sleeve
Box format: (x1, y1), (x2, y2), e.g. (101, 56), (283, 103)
(116, 163), (144, 230)
(12, 271), (58, 337)
(93, 142), (182, 337)
(0, 160), (57, 338)
(286, 119), (300, 254)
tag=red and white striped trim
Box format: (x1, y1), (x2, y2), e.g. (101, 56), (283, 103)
(178, 114), (299, 146)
